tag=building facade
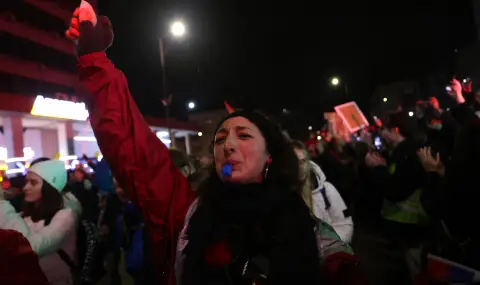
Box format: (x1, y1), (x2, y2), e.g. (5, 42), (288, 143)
(0, 0), (200, 171)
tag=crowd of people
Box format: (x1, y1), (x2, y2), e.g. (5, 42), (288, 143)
(1, 1), (480, 285)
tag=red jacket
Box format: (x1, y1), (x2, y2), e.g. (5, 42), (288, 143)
(78, 52), (196, 285)
(0, 229), (48, 285)
(77, 52), (365, 285)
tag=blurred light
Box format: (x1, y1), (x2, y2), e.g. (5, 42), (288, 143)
(156, 131), (169, 137)
(331, 77), (339, 86)
(282, 108), (288, 113)
(463, 79), (467, 83)
(383, 97), (388, 102)
(171, 21), (186, 37)
(59, 155), (78, 161)
(98, 155), (103, 162)
(161, 138), (172, 144)
(23, 147), (34, 159)
(198, 132), (203, 137)
(188, 102), (195, 109)
(0, 147), (7, 161)
(446, 86), (452, 92)
(308, 126), (313, 131)
(317, 136), (322, 140)
(408, 111), (414, 117)
(31, 95), (89, 121)
(74, 136), (97, 142)
(71, 160), (80, 168)
(6, 169), (24, 175)
(5, 157), (28, 163)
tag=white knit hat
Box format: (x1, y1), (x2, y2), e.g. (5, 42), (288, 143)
(28, 160), (67, 193)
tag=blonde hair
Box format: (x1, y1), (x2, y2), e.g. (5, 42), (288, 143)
(290, 140), (315, 214)
(301, 173), (314, 212)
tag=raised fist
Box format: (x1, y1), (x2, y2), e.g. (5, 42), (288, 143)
(65, 0), (113, 56)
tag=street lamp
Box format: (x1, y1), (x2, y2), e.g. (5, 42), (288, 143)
(170, 21), (186, 37)
(383, 97), (388, 103)
(330, 76), (348, 99)
(159, 20), (187, 148)
(331, 77), (339, 86)
(188, 102), (195, 109)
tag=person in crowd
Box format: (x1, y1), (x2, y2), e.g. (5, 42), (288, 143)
(169, 149), (196, 178)
(292, 140), (354, 243)
(66, 4), (364, 285)
(0, 160), (80, 285)
(418, 119), (480, 270)
(0, 228), (49, 285)
(364, 112), (431, 283)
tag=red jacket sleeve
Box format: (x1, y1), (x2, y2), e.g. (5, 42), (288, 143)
(77, 52), (196, 282)
(0, 229), (48, 285)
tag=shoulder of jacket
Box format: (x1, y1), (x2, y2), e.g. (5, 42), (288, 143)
(52, 208), (77, 223)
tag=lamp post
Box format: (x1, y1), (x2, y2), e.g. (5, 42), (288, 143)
(330, 76), (349, 99)
(159, 21), (186, 148)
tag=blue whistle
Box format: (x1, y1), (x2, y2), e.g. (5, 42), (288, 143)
(221, 163), (232, 177)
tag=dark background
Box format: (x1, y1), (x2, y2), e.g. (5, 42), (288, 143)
(97, 0), (477, 132)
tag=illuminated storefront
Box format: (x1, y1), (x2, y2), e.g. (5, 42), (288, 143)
(0, 93), (200, 175)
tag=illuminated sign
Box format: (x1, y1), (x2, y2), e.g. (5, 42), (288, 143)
(31, 95), (89, 121)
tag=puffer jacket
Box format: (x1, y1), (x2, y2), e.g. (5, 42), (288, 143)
(0, 192), (81, 285)
(310, 161), (354, 243)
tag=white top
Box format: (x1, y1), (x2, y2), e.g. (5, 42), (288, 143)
(310, 161), (354, 243)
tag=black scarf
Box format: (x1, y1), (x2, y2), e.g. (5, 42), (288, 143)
(181, 183), (322, 285)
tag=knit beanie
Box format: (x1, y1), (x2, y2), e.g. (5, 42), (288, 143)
(28, 160), (67, 193)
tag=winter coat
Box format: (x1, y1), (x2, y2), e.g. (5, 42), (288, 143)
(310, 161), (354, 243)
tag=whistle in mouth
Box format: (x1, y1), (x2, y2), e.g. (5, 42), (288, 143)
(221, 163), (232, 177)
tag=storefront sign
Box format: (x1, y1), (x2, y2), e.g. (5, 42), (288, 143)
(31, 95), (89, 121)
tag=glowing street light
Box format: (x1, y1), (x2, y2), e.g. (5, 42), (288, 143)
(308, 126), (313, 131)
(170, 21), (186, 37)
(188, 102), (195, 109)
(331, 77), (340, 86)
(383, 97), (388, 103)
(408, 111), (414, 117)
(198, 132), (203, 137)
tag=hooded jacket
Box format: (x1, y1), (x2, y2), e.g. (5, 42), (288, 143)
(0, 192), (81, 285)
(310, 161), (354, 243)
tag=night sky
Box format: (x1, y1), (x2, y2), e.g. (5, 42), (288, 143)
(98, 0), (477, 133)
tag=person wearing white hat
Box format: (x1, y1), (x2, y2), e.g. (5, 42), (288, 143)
(0, 160), (80, 285)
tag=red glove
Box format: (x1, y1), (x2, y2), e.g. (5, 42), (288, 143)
(65, 0), (113, 56)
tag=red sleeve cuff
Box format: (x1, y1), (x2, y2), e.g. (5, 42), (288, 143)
(77, 51), (108, 66)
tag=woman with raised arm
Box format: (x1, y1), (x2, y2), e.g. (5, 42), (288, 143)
(66, 2), (364, 285)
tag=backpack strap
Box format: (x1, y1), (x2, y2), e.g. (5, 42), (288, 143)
(319, 187), (331, 210)
(58, 249), (76, 269)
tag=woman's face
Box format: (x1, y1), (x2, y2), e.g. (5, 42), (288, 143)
(213, 117), (270, 184)
(23, 172), (43, 203)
